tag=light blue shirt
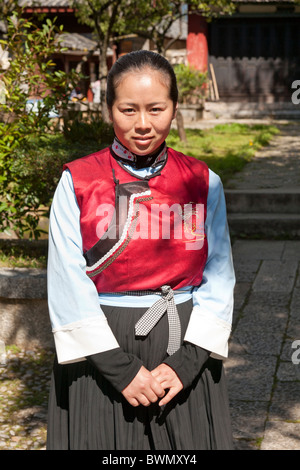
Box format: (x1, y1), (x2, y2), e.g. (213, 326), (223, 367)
(47, 160), (235, 364)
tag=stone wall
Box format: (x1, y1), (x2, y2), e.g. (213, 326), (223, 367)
(0, 268), (54, 350)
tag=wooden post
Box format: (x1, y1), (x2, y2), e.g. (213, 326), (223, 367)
(209, 63), (219, 101)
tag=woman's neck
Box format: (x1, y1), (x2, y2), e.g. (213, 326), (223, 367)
(111, 138), (167, 169)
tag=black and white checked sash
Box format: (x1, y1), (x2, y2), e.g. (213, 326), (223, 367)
(134, 285), (181, 355)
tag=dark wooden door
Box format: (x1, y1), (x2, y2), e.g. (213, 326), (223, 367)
(209, 17), (300, 100)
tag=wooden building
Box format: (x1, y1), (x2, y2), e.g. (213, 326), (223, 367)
(187, 1), (300, 102)
(17, 0), (187, 101)
(6, 1), (300, 105)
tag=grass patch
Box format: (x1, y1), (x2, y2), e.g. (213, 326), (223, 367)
(0, 240), (47, 268)
(167, 122), (279, 184)
(0, 252), (47, 268)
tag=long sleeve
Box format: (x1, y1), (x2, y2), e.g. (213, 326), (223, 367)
(163, 342), (210, 389)
(87, 348), (142, 392)
(184, 169), (235, 359)
(47, 170), (120, 364)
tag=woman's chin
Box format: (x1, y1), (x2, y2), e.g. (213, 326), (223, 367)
(131, 142), (154, 155)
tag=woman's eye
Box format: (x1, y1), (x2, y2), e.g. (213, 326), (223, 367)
(150, 108), (162, 113)
(123, 108), (135, 114)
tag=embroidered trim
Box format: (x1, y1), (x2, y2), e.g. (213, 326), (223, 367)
(112, 138), (167, 167)
(86, 191), (152, 276)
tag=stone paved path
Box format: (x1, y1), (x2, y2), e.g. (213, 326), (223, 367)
(223, 120), (300, 450)
(226, 121), (300, 190)
(228, 239), (300, 450)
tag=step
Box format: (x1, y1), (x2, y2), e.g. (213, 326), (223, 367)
(225, 189), (300, 214)
(228, 213), (300, 238)
(206, 101), (300, 120)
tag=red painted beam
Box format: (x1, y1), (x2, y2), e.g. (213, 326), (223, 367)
(24, 7), (74, 13)
(187, 13), (208, 72)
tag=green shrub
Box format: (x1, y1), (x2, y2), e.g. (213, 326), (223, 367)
(7, 118), (113, 239)
(174, 64), (207, 105)
(0, 12), (80, 239)
(63, 117), (114, 145)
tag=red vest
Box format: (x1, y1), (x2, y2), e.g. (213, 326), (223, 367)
(64, 147), (209, 293)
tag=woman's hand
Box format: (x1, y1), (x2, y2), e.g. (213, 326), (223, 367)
(121, 365), (165, 407)
(151, 363), (183, 406)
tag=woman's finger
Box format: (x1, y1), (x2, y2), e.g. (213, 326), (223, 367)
(158, 385), (181, 406)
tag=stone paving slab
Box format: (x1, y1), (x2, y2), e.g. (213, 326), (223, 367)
(260, 422), (300, 451)
(276, 360), (300, 383)
(242, 291), (290, 322)
(233, 259), (261, 283)
(226, 353), (278, 401)
(230, 399), (269, 441)
(282, 242), (300, 261)
(291, 287), (300, 310)
(231, 326), (284, 356)
(252, 260), (298, 293)
(225, 122), (300, 191)
(232, 239), (286, 260)
(227, 239), (300, 450)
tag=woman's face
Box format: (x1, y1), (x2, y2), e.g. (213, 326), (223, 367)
(109, 68), (177, 156)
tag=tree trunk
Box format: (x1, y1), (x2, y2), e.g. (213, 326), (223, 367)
(99, 61), (110, 123)
(99, 3), (120, 124)
(98, 40), (110, 123)
(176, 108), (187, 142)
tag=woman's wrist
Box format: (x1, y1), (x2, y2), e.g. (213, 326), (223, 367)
(87, 348), (143, 392)
(163, 342), (210, 389)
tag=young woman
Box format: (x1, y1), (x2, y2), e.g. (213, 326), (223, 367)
(46, 50), (235, 450)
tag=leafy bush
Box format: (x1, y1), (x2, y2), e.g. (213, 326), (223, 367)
(0, 11), (80, 239)
(174, 64), (207, 105)
(7, 118), (113, 239)
(63, 117), (114, 145)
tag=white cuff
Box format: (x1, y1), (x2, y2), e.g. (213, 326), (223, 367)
(184, 306), (231, 360)
(53, 315), (120, 364)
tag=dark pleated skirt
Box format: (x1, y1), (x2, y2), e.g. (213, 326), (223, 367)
(47, 300), (233, 450)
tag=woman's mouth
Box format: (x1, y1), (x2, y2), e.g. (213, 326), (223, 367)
(133, 137), (153, 145)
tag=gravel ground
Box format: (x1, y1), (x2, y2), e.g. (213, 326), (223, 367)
(0, 346), (54, 450)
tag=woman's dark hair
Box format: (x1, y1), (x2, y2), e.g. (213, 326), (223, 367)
(106, 50), (178, 109)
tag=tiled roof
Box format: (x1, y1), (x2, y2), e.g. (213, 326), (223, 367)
(59, 32), (97, 51)
(59, 32), (113, 55)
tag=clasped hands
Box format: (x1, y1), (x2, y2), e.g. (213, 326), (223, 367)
(121, 364), (183, 408)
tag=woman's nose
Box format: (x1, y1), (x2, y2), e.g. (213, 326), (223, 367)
(135, 112), (151, 132)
